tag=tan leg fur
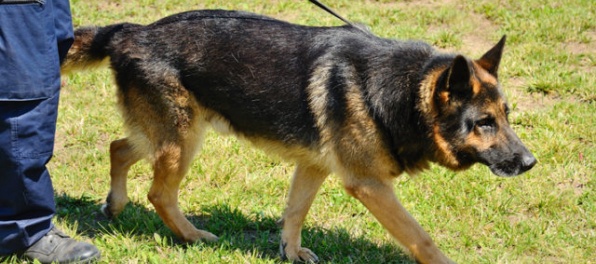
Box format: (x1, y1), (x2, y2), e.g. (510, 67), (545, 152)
(279, 164), (329, 262)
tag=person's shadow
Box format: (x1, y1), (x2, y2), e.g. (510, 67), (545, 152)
(55, 192), (414, 263)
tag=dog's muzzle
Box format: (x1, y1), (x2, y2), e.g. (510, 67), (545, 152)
(489, 152), (537, 177)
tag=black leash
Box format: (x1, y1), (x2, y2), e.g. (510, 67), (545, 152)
(308, 0), (354, 27)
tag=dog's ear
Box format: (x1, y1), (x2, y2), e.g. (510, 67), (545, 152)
(476, 35), (506, 78)
(446, 55), (473, 98)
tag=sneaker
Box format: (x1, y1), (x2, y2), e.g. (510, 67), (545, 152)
(22, 227), (100, 264)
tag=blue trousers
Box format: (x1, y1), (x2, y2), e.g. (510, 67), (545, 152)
(0, 0), (73, 254)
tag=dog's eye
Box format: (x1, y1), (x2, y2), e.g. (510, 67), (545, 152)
(475, 117), (495, 129)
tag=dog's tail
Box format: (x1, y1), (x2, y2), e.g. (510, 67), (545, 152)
(61, 23), (138, 74)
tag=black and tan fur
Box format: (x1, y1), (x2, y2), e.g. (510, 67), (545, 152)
(61, 10), (536, 264)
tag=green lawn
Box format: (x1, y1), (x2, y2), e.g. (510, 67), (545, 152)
(9, 0), (596, 263)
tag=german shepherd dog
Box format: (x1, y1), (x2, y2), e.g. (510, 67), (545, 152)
(61, 8), (536, 264)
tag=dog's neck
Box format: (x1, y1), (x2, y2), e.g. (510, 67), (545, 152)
(359, 50), (441, 175)
(372, 51), (466, 175)
(417, 54), (464, 169)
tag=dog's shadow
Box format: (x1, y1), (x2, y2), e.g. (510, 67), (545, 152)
(55, 193), (414, 263)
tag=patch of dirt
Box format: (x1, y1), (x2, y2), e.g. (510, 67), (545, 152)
(556, 176), (588, 196)
(375, 0), (458, 9)
(380, 0), (500, 56)
(459, 13), (501, 57)
(565, 42), (595, 55)
(504, 78), (559, 113)
(53, 129), (66, 154)
(565, 30), (596, 55)
(563, 30), (596, 74)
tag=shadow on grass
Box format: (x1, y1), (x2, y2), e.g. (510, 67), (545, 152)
(55, 192), (414, 263)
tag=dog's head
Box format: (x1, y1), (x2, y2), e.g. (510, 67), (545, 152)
(427, 36), (536, 176)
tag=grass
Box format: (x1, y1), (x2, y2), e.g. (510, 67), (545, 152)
(6, 0), (595, 263)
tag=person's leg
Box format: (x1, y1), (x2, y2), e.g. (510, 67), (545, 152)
(0, 0), (100, 262)
(0, 96), (59, 254)
(0, 87), (100, 264)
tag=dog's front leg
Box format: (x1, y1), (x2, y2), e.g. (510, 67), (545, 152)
(343, 178), (454, 264)
(279, 164), (329, 263)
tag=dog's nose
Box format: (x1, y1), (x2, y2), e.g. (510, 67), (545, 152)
(521, 153), (537, 172)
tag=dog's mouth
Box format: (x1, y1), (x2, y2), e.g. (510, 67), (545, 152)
(486, 153), (537, 177)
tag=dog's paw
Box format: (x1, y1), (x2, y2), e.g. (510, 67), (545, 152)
(198, 230), (219, 242)
(280, 241), (319, 263)
(182, 229), (219, 243)
(102, 193), (129, 218)
(100, 201), (129, 219)
(100, 203), (115, 218)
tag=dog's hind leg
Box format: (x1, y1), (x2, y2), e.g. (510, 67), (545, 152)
(147, 138), (218, 243)
(279, 164), (329, 263)
(342, 177), (454, 264)
(111, 59), (216, 242)
(101, 138), (143, 218)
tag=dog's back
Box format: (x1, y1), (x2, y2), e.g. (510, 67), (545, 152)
(65, 9), (435, 151)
